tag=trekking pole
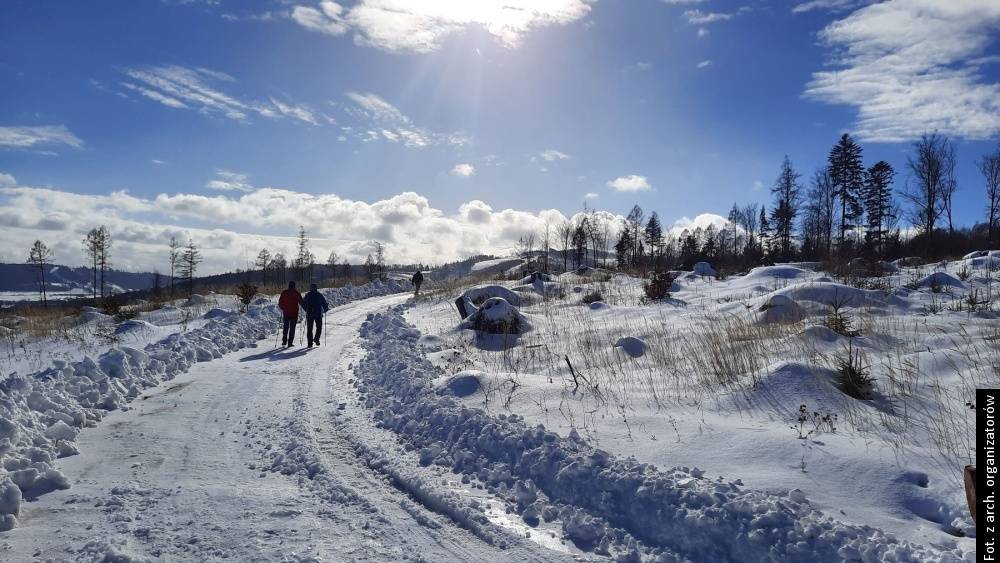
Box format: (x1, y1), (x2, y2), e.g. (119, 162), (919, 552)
(324, 310), (328, 346)
(274, 314), (281, 348)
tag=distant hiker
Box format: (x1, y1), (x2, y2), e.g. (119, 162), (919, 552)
(303, 283), (329, 348)
(411, 270), (424, 296)
(278, 281), (304, 346)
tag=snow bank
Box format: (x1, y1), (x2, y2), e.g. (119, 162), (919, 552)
(0, 280), (404, 531)
(744, 265), (808, 280)
(773, 282), (904, 309)
(356, 307), (963, 561)
(918, 272), (965, 289)
(692, 262), (715, 277)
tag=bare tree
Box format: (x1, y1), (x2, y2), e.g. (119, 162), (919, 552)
(326, 249), (339, 279)
(270, 252), (287, 283)
(373, 241), (386, 280)
(27, 240), (53, 308)
(83, 229), (101, 299)
(540, 220), (552, 274)
(168, 236), (181, 297)
(979, 143), (1000, 247)
(558, 219), (573, 273)
(179, 239), (202, 297)
(902, 133), (956, 250)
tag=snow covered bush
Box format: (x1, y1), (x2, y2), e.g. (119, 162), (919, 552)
(642, 272), (675, 301)
(836, 345), (874, 399)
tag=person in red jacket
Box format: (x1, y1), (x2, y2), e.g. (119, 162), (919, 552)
(277, 281), (304, 346)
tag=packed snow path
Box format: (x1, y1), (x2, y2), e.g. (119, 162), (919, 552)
(0, 295), (574, 562)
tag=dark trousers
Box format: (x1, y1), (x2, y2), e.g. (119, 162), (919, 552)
(306, 316), (322, 344)
(282, 315), (297, 344)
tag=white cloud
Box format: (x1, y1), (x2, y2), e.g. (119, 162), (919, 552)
(450, 163), (476, 177)
(804, 0), (1000, 142)
(623, 62), (652, 73)
(669, 213), (730, 237)
(538, 149), (571, 161)
(584, 192), (599, 200)
(696, 27), (709, 38)
(0, 125), (84, 149)
(792, 0), (868, 13)
(0, 184), (604, 273)
(291, 1), (349, 35)
(752, 179), (764, 191)
(343, 91), (469, 148)
(290, 0), (593, 53)
(683, 9), (735, 24)
(205, 169), (254, 192)
(607, 174), (652, 192)
(697, 59), (712, 69)
(151, 159), (166, 165)
(122, 65), (319, 125)
(0, 172), (15, 188)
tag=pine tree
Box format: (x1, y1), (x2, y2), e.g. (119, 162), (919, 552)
(255, 249), (271, 287)
(294, 226), (315, 282)
(572, 218), (589, 269)
(770, 156), (801, 261)
(614, 222), (634, 269)
(643, 212), (664, 270)
(27, 240), (53, 308)
(828, 133), (865, 252)
(863, 161), (895, 257)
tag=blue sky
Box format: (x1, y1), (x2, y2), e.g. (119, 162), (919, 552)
(1, 0), (998, 272)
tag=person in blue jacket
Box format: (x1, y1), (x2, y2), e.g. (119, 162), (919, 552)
(302, 283), (329, 348)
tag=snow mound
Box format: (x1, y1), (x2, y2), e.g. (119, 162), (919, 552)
(184, 294), (207, 306)
(519, 272), (552, 284)
(918, 272), (964, 289)
(758, 294), (805, 323)
(79, 311), (111, 324)
(614, 336), (648, 358)
(798, 324), (845, 344)
(773, 282), (902, 309)
(203, 308), (235, 319)
(589, 301), (609, 311)
(962, 250), (988, 260)
(458, 297), (529, 335)
(113, 319), (155, 335)
(744, 265), (808, 280)
(692, 262), (715, 277)
(462, 285), (521, 307)
(439, 371), (482, 397)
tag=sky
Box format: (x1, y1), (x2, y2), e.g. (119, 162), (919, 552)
(1, 0), (998, 274)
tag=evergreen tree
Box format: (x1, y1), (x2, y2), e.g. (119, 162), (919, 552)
(643, 212), (664, 270)
(572, 218), (589, 269)
(168, 236), (181, 297)
(770, 156), (801, 261)
(614, 222), (634, 269)
(255, 248), (271, 287)
(862, 161), (895, 257)
(294, 226), (315, 282)
(827, 133), (865, 252)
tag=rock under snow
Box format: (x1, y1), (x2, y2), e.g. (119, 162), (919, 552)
(462, 285), (521, 307)
(458, 297), (528, 335)
(614, 336), (648, 358)
(758, 294), (805, 323)
(441, 371), (482, 397)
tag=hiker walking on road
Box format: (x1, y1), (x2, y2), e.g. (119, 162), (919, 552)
(303, 283), (329, 348)
(278, 281), (304, 346)
(411, 270), (424, 297)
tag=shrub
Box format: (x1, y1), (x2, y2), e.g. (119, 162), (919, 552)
(581, 291), (604, 304)
(643, 272), (675, 301)
(957, 264), (971, 282)
(837, 344), (874, 399)
(236, 283), (258, 313)
(823, 296), (859, 337)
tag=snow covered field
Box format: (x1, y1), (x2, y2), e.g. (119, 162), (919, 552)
(0, 261), (992, 561)
(403, 259), (997, 560)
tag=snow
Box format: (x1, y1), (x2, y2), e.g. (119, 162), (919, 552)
(692, 262), (715, 277)
(404, 256), (993, 559)
(614, 336), (648, 358)
(0, 280), (406, 532)
(470, 257), (523, 273)
(462, 284), (522, 307)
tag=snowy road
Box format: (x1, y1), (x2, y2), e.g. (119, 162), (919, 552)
(0, 295), (574, 562)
